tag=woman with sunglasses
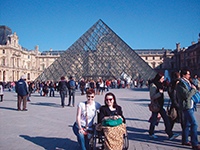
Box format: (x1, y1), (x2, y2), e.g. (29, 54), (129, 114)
(99, 92), (126, 150)
(73, 88), (101, 150)
(99, 92), (125, 123)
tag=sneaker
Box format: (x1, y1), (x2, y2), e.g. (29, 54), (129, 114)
(149, 134), (158, 139)
(192, 145), (200, 150)
(182, 142), (192, 146)
(169, 134), (179, 140)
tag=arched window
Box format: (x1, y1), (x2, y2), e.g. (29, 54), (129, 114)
(2, 58), (6, 66)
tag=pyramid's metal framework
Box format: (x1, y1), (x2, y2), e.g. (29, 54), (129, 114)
(35, 20), (156, 81)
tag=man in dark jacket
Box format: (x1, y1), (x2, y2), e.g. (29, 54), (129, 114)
(15, 75), (29, 111)
(176, 69), (200, 150)
(58, 76), (68, 108)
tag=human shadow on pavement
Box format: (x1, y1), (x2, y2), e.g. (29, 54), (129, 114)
(31, 94), (60, 98)
(30, 102), (62, 108)
(126, 126), (190, 149)
(119, 98), (150, 102)
(0, 106), (18, 111)
(20, 135), (79, 150)
(130, 88), (149, 92)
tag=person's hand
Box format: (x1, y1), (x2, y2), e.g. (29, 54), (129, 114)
(79, 128), (85, 134)
(112, 115), (121, 120)
(191, 85), (197, 90)
(159, 89), (163, 93)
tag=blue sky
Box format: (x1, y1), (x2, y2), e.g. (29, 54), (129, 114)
(1, 0), (200, 52)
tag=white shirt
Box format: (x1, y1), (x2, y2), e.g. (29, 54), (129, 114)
(77, 101), (101, 127)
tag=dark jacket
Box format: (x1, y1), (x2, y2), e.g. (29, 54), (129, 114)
(168, 79), (183, 123)
(58, 80), (68, 91)
(15, 79), (28, 96)
(99, 105), (125, 124)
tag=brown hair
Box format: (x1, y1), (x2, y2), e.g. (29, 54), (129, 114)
(86, 88), (95, 95)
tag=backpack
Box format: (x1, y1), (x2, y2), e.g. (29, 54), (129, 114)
(68, 80), (75, 90)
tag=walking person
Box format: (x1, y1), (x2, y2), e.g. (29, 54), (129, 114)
(68, 76), (76, 107)
(176, 69), (200, 149)
(58, 76), (68, 108)
(49, 80), (55, 97)
(148, 72), (179, 140)
(15, 75), (29, 111)
(167, 72), (184, 130)
(80, 79), (86, 95)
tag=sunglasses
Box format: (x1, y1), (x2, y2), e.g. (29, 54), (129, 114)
(87, 96), (94, 98)
(106, 98), (113, 101)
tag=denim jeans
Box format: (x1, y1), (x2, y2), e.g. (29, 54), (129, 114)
(73, 122), (90, 150)
(68, 89), (75, 106)
(49, 87), (54, 97)
(149, 107), (173, 137)
(60, 90), (66, 107)
(182, 108), (198, 146)
(40, 87), (43, 96)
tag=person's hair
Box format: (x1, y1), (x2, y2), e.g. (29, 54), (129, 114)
(172, 72), (180, 80)
(104, 92), (117, 108)
(180, 69), (189, 77)
(153, 72), (164, 83)
(69, 76), (73, 80)
(61, 76), (65, 80)
(86, 88), (95, 95)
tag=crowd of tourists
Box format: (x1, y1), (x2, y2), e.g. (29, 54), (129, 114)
(1, 70), (200, 150)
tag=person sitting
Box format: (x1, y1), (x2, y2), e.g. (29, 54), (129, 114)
(73, 88), (101, 150)
(99, 92), (126, 150)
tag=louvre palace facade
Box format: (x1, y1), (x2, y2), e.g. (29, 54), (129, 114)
(0, 20), (200, 82)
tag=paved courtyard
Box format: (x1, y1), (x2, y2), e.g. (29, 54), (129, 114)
(0, 88), (199, 150)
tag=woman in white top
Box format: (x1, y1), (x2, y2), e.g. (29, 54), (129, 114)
(73, 88), (101, 150)
(99, 79), (104, 95)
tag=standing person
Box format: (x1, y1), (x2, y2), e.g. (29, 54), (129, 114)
(15, 75), (29, 111)
(95, 80), (100, 95)
(106, 80), (110, 91)
(149, 72), (179, 140)
(58, 76), (68, 108)
(193, 75), (198, 89)
(49, 80), (55, 97)
(167, 72), (184, 130)
(99, 79), (104, 95)
(80, 79), (86, 95)
(73, 88), (101, 150)
(89, 80), (95, 89)
(68, 76), (76, 107)
(139, 79), (144, 88)
(176, 69), (200, 149)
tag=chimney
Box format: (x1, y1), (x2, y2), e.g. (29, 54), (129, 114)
(192, 41), (195, 45)
(176, 43), (181, 52)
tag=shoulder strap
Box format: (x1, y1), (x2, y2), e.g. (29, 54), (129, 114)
(85, 102), (88, 129)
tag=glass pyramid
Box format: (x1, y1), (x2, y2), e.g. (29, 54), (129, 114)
(35, 19), (156, 81)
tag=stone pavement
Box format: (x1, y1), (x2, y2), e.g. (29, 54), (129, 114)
(0, 88), (199, 150)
